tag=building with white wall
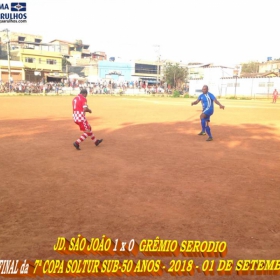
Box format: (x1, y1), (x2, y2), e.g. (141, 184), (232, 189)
(189, 76), (280, 98)
(189, 65), (235, 96)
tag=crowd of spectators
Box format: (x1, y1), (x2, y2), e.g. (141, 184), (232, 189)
(0, 79), (179, 94)
(79, 80), (167, 94)
(0, 81), (64, 94)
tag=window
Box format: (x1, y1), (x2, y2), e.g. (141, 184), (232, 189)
(227, 83), (240, 87)
(18, 36), (25, 42)
(135, 63), (158, 74)
(259, 83), (265, 87)
(47, 59), (57, 65)
(35, 38), (41, 43)
(267, 82), (274, 87)
(54, 45), (61, 52)
(25, 44), (34, 49)
(25, 57), (35, 63)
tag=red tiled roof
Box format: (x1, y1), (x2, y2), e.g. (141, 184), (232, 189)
(240, 72), (278, 77)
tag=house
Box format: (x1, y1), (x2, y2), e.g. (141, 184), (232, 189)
(132, 59), (164, 85)
(49, 40), (107, 80)
(189, 65), (236, 96)
(0, 60), (24, 81)
(187, 62), (211, 79)
(10, 43), (64, 82)
(50, 39), (90, 57)
(258, 60), (280, 74)
(98, 60), (133, 82)
(0, 31), (65, 82)
(49, 39), (100, 66)
(92, 51), (107, 61)
(0, 31), (43, 50)
(240, 72), (278, 78)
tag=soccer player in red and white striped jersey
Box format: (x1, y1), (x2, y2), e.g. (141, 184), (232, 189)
(72, 89), (103, 150)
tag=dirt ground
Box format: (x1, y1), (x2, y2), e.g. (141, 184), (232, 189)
(0, 95), (280, 280)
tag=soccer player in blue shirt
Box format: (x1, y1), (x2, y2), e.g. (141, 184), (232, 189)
(191, 85), (225, 141)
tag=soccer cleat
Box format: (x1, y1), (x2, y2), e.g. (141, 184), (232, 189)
(198, 131), (206, 135)
(73, 142), (81, 150)
(206, 137), (213, 141)
(95, 139), (103, 146)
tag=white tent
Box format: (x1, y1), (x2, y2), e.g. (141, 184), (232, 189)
(69, 74), (86, 81)
(87, 75), (99, 82)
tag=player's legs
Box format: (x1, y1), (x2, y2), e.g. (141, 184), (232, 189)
(84, 130), (103, 146)
(205, 121), (213, 141)
(73, 121), (103, 150)
(73, 122), (88, 150)
(201, 110), (213, 141)
(198, 113), (208, 135)
(198, 112), (211, 135)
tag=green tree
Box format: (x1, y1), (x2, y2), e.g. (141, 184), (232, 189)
(241, 61), (259, 73)
(164, 63), (188, 89)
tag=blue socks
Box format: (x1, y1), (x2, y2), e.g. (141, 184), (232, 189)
(201, 119), (206, 132)
(206, 126), (212, 137)
(201, 119), (213, 138)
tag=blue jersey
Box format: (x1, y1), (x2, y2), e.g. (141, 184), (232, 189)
(198, 92), (216, 113)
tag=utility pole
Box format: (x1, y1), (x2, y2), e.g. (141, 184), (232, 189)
(153, 45), (160, 89)
(157, 54), (161, 88)
(1, 28), (11, 92)
(234, 75), (238, 98)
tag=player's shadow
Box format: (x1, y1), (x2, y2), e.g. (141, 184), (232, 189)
(1, 118), (280, 274)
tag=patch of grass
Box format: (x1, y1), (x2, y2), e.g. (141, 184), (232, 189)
(172, 90), (181, 98)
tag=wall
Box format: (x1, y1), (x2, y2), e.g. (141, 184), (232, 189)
(50, 40), (70, 55)
(0, 60), (24, 82)
(18, 49), (62, 71)
(98, 61), (133, 81)
(0, 32), (42, 43)
(259, 61), (280, 73)
(189, 76), (280, 98)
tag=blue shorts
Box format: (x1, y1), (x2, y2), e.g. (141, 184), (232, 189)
(203, 109), (213, 121)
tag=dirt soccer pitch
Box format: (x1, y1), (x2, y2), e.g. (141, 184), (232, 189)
(0, 95), (280, 279)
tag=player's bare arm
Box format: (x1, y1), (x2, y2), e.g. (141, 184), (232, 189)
(214, 99), (225, 109)
(191, 99), (201, 106)
(83, 105), (92, 114)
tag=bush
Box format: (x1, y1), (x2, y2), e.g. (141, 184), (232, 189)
(183, 93), (190, 98)
(172, 90), (180, 98)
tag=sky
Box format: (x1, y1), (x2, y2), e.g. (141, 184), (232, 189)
(1, 0), (279, 66)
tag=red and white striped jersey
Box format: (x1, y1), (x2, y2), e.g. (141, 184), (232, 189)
(72, 94), (88, 122)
